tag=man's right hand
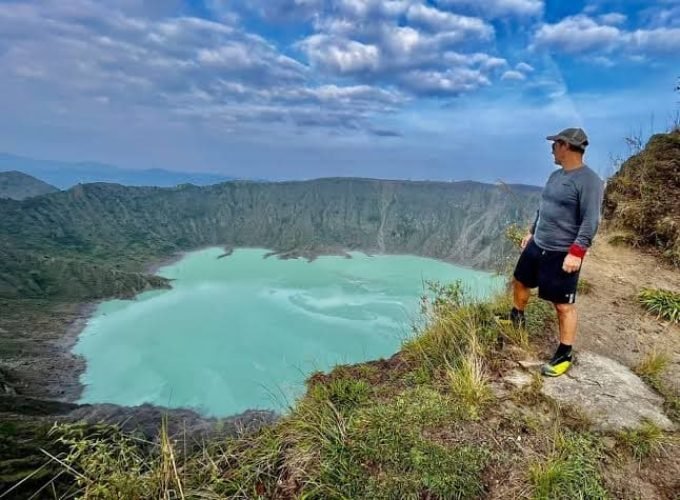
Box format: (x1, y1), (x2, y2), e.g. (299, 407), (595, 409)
(520, 233), (533, 250)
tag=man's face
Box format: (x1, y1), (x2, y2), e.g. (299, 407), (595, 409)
(551, 140), (567, 165)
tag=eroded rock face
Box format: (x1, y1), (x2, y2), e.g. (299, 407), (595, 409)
(66, 403), (278, 439)
(1, 393), (278, 440)
(540, 352), (674, 431)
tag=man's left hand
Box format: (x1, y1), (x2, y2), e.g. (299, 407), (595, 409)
(562, 254), (582, 273)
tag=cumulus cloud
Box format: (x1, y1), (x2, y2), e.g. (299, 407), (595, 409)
(299, 35), (381, 73)
(292, 1), (502, 96)
(533, 15), (622, 54)
(533, 14), (680, 56)
(0, 0), (410, 137)
(501, 70), (526, 81)
(629, 27), (680, 54)
(515, 62), (534, 72)
(598, 12), (626, 26)
(405, 3), (493, 36)
(400, 68), (490, 95)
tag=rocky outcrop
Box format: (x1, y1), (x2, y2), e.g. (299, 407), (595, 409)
(507, 352), (675, 431)
(0, 369), (16, 396)
(541, 352), (674, 431)
(0, 393), (276, 439)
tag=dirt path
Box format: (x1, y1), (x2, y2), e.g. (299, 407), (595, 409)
(577, 237), (680, 393)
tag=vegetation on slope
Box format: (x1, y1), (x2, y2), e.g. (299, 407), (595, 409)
(0, 246), (169, 299)
(603, 130), (680, 265)
(0, 170), (58, 200)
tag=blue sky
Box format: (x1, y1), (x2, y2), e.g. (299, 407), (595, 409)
(0, 0), (678, 185)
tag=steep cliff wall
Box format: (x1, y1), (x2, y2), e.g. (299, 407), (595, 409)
(0, 178), (540, 298)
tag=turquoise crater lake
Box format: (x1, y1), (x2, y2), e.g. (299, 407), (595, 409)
(75, 248), (502, 417)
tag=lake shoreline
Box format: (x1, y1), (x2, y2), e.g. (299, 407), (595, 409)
(3, 245), (499, 421)
(74, 248), (501, 416)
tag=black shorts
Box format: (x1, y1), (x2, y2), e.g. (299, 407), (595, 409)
(513, 239), (580, 304)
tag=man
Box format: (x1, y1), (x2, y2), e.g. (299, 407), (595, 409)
(510, 128), (604, 377)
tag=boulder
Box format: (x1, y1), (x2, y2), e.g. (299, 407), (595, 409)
(540, 351), (674, 431)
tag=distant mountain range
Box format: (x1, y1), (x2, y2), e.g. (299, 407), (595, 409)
(0, 170), (59, 200)
(0, 153), (235, 189)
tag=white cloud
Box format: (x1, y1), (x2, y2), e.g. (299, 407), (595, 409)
(629, 27), (680, 54)
(589, 56), (615, 67)
(299, 35), (381, 73)
(516, 62), (534, 72)
(533, 14), (680, 56)
(294, 1), (500, 96)
(598, 12), (626, 26)
(400, 68), (490, 94)
(298, 24), (505, 95)
(0, 0), (411, 137)
(501, 70), (526, 81)
(533, 15), (622, 54)
(406, 3), (493, 37)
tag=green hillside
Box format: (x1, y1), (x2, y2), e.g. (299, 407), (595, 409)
(0, 170), (58, 200)
(0, 246), (169, 300)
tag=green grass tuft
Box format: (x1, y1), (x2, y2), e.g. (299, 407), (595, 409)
(528, 432), (608, 500)
(638, 287), (680, 323)
(634, 350), (670, 387)
(309, 378), (371, 414)
(617, 420), (674, 460)
(577, 278), (593, 295)
(447, 351), (493, 420)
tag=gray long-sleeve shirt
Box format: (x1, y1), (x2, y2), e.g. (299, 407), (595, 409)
(530, 165), (604, 252)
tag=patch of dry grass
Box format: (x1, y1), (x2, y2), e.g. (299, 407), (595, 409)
(634, 350), (671, 384)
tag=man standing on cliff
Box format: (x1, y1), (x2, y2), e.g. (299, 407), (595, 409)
(509, 128), (604, 377)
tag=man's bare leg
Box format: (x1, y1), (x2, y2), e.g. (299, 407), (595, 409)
(554, 303), (577, 345)
(512, 278), (531, 311)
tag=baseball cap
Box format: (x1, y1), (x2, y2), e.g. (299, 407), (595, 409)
(546, 128), (589, 149)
